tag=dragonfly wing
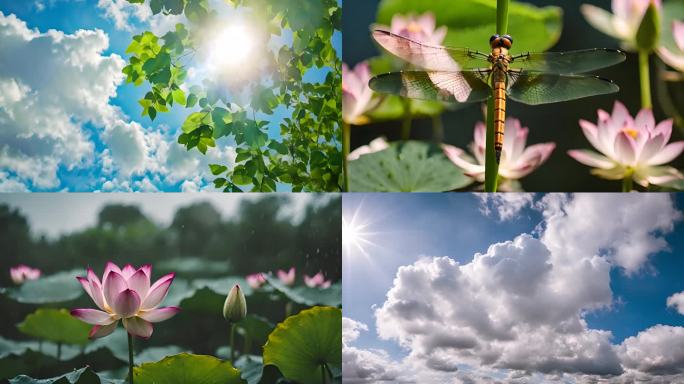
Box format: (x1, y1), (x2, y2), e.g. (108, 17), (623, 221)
(372, 29), (490, 71)
(507, 71), (619, 105)
(509, 49), (626, 74)
(369, 71), (490, 103)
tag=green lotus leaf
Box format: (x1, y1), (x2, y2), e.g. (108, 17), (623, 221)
(263, 306), (341, 384)
(156, 257), (232, 277)
(134, 353), (246, 384)
(17, 309), (91, 346)
(349, 141), (472, 192)
(9, 366), (121, 384)
(2, 270), (83, 304)
(376, 0), (562, 53)
(265, 276), (341, 307)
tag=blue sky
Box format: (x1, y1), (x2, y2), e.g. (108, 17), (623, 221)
(0, 0), (341, 192)
(342, 193), (684, 383)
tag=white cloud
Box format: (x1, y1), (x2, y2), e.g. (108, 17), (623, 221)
(667, 291), (684, 316)
(96, 0), (151, 31)
(476, 193), (534, 221)
(369, 193), (682, 382)
(342, 317), (404, 383)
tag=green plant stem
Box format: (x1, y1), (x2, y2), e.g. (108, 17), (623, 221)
(401, 99), (412, 140)
(229, 322), (236, 365)
(57, 342), (61, 361)
(639, 51), (652, 109)
(484, 98), (500, 192)
(321, 363), (330, 384)
(285, 301), (293, 318)
(432, 115), (444, 143)
(485, 0), (509, 192)
(342, 122), (350, 192)
(622, 173), (633, 192)
(127, 333), (134, 384)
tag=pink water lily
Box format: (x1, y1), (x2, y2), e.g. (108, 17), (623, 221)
(343, 61), (375, 125)
(277, 267), (295, 286)
(246, 273), (266, 289)
(71, 262), (180, 339)
(348, 137), (389, 161)
(385, 12), (447, 46)
(581, 0), (662, 50)
(304, 271), (332, 289)
(568, 101), (684, 187)
(10, 265), (41, 284)
(444, 118), (555, 191)
(658, 20), (684, 72)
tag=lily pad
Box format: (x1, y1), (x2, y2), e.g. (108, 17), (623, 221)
(233, 355), (282, 384)
(236, 315), (275, 352)
(84, 328), (128, 362)
(193, 276), (253, 296)
(263, 306), (341, 384)
(18, 309), (91, 346)
(348, 141), (472, 192)
(266, 276), (341, 307)
(376, 0), (562, 54)
(2, 270), (83, 304)
(178, 286), (225, 314)
(9, 366), (121, 384)
(133, 353), (247, 384)
(156, 257), (232, 277)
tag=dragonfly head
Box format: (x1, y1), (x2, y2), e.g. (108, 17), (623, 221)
(489, 34), (513, 49)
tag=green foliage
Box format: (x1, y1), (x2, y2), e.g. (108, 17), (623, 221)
(636, 0), (660, 52)
(134, 353), (246, 384)
(263, 306), (341, 384)
(348, 141), (473, 192)
(2, 270), (83, 304)
(17, 309), (91, 346)
(123, 0), (342, 191)
(376, 0), (562, 53)
(9, 366), (120, 384)
(266, 276), (341, 307)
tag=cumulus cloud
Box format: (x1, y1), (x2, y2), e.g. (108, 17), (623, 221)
(96, 0), (151, 31)
(342, 317), (403, 383)
(369, 193), (682, 383)
(0, 12), (235, 191)
(476, 193), (534, 221)
(667, 291), (684, 316)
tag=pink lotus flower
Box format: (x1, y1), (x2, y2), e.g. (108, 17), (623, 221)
(568, 101), (684, 187)
(443, 118), (555, 191)
(343, 61), (375, 125)
(71, 262), (180, 339)
(304, 271), (332, 289)
(658, 20), (684, 72)
(277, 267), (295, 286)
(386, 12), (447, 45)
(245, 273), (266, 289)
(9, 265), (41, 284)
(581, 0), (662, 51)
(347, 137), (389, 161)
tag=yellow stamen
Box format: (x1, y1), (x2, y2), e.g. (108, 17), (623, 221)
(622, 127), (638, 139)
(407, 22), (422, 33)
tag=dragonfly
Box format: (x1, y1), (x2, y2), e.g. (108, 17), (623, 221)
(369, 29), (626, 163)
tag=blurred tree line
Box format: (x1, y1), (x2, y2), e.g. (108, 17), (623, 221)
(0, 196), (341, 286)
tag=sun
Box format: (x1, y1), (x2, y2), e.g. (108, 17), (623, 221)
(342, 210), (375, 260)
(206, 24), (254, 70)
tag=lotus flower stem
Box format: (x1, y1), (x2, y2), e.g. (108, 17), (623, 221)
(432, 115), (444, 143)
(485, 0), (509, 192)
(127, 332), (134, 384)
(57, 342), (61, 360)
(622, 170), (634, 192)
(229, 322), (236, 365)
(401, 99), (412, 140)
(343, 122), (350, 191)
(639, 51), (652, 109)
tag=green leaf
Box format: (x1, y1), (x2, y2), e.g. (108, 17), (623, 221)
(156, 257), (231, 276)
(209, 164), (228, 175)
(9, 366), (120, 384)
(265, 276), (341, 307)
(1, 269), (83, 304)
(376, 0), (562, 53)
(263, 307), (341, 384)
(17, 309), (91, 346)
(172, 89), (186, 106)
(636, 0), (660, 52)
(134, 353), (246, 384)
(181, 112), (210, 133)
(349, 141), (472, 192)
(186, 93), (198, 108)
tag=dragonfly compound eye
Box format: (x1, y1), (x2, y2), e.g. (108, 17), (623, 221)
(489, 34), (500, 44)
(502, 34), (513, 47)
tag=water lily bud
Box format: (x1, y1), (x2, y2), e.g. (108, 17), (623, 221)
(223, 284), (247, 323)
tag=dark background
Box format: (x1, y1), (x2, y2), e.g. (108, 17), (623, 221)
(344, 0), (684, 191)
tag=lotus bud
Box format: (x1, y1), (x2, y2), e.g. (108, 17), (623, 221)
(223, 284), (247, 323)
